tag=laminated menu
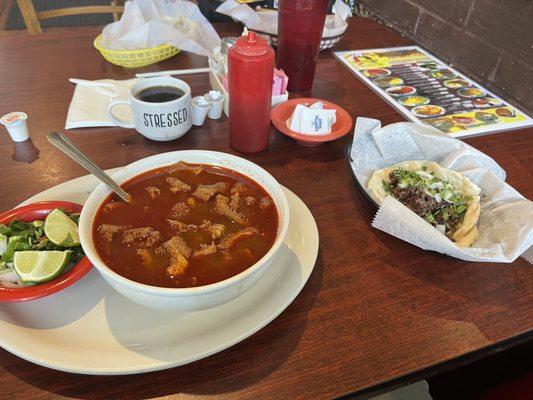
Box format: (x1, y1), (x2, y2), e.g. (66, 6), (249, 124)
(349, 117), (533, 263)
(335, 46), (533, 138)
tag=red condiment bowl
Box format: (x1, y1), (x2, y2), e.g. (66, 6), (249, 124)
(0, 201), (92, 302)
(271, 98), (353, 146)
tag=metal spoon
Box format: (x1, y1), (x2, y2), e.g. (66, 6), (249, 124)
(47, 132), (131, 202)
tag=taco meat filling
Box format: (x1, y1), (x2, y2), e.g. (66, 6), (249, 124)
(383, 167), (472, 238)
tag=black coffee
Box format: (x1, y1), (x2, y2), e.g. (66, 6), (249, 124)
(136, 86), (184, 103)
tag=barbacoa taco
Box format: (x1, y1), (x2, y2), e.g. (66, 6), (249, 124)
(367, 161), (481, 247)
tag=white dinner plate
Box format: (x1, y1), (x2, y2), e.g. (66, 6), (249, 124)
(0, 170), (318, 375)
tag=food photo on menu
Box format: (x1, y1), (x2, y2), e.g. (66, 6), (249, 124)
(0, 1), (532, 400)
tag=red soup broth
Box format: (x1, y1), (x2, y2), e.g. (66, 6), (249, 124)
(92, 162), (279, 288)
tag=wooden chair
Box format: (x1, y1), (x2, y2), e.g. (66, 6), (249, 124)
(16, 0), (125, 35)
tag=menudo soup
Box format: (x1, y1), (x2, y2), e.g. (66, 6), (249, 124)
(93, 162), (279, 288)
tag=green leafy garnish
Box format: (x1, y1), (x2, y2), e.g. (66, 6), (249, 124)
(2, 236), (32, 263)
(424, 212), (436, 224)
(0, 224), (11, 235)
(382, 181), (394, 193)
(387, 167), (473, 235)
(0, 212), (84, 264)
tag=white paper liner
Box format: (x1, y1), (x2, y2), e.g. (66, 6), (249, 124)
(65, 79), (136, 129)
(351, 117), (533, 263)
(216, 0), (351, 38)
(101, 0), (221, 57)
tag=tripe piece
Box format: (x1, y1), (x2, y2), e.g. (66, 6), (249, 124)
(159, 236), (191, 277)
(122, 227), (161, 248)
(214, 194), (247, 225)
(171, 202), (191, 218)
(166, 177), (191, 193)
(192, 182), (227, 202)
(218, 227), (260, 254)
(192, 242), (218, 258)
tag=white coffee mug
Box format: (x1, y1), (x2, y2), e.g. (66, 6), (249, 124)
(107, 77), (192, 141)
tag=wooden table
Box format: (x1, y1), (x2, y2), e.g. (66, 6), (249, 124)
(0, 18), (532, 400)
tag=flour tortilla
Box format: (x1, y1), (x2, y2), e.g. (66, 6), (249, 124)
(367, 161), (481, 247)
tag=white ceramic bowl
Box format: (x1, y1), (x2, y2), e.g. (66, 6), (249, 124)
(79, 150), (290, 311)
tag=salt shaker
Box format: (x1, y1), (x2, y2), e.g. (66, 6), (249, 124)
(228, 31), (274, 153)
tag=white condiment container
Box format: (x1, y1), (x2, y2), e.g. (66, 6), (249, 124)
(208, 57), (289, 117)
(191, 96), (211, 126)
(206, 90), (225, 120)
(1, 112), (29, 142)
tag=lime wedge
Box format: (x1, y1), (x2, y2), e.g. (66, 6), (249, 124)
(44, 209), (80, 247)
(13, 250), (71, 283)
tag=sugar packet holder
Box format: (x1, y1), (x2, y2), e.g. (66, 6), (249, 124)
(349, 117), (533, 263)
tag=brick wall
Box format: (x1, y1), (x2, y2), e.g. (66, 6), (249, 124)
(356, 0), (533, 116)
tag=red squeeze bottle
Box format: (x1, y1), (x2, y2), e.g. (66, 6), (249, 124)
(228, 31), (275, 153)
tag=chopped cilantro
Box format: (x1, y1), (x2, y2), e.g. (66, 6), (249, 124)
(382, 181), (394, 193)
(388, 167), (473, 234)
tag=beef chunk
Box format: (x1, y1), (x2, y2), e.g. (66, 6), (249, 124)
(388, 171), (399, 186)
(393, 187), (437, 217)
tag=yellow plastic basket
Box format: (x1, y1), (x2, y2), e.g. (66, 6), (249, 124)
(93, 35), (180, 68)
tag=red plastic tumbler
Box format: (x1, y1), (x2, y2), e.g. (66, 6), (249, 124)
(276, 0), (329, 92)
(228, 31), (275, 153)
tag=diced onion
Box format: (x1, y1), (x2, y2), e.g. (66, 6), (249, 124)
(417, 171), (433, 180)
(429, 182), (443, 190)
(436, 224), (446, 234)
(0, 235), (6, 256)
(441, 190), (453, 202)
(435, 193), (442, 203)
(0, 268), (22, 285)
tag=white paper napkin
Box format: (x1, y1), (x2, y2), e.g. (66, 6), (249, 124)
(288, 102), (336, 134)
(350, 117), (533, 263)
(216, 0), (351, 38)
(101, 0), (220, 57)
(65, 79), (137, 129)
